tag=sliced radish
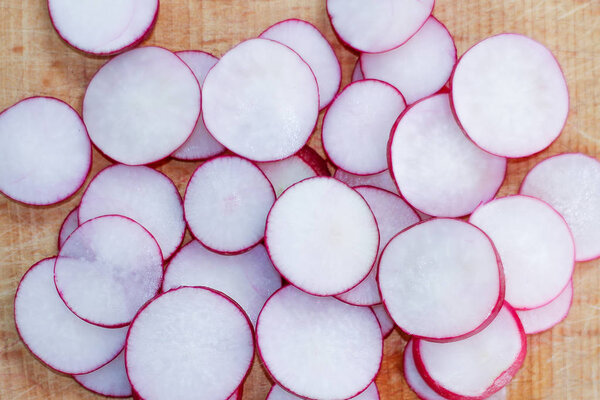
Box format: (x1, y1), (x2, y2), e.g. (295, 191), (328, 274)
(516, 280), (573, 335)
(389, 93), (506, 217)
(202, 38), (319, 162)
(74, 351), (132, 398)
(352, 60), (364, 81)
(58, 207), (79, 249)
(257, 286), (382, 400)
(0, 97), (91, 205)
(334, 168), (398, 194)
(267, 382), (379, 400)
(83, 46), (201, 165)
(372, 304), (395, 338)
(404, 340), (448, 400)
(265, 177), (379, 296)
(451, 34), (569, 158)
(296, 145), (331, 177)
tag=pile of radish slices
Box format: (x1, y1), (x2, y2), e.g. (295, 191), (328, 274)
(4, 0), (599, 399)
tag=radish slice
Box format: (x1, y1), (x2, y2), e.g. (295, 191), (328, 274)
(296, 146), (330, 177)
(516, 280), (573, 335)
(202, 39), (319, 162)
(78, 164), (185, 259)
(265, 177), (379, 296)
(520, 153), (600, 261)
(162, 241), (281, 326)
(74, 351), (132, 398)
(83, 46), (201, 165)
(389, 93), (506, 217)
(267, 382), (379, 400)
(451, 34), (569, 158)
(326, 0), (434, 53)
(379, 218), (504, 341)
(372, 304), (395, 338)
(361, 17), (456, 104)
(335, 169), (398, 194)
(322, 79), (406, 175)
(352, 60), (364, 81)
(404, 340), (448, 400)
(14, 258), (128, 375)
(126, 287), (254, 400)
(55, 215), (164, 327)
(260, 19), (341, 109)
(58, 207), (79, 249)
(184, 156), (275, 254)
(257, 286), (383, 400)
(0, 97), (91, 205)
(336, 186), (419, 306)
(469, 195), (575, 309)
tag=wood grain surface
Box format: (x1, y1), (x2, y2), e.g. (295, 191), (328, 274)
(0, 0), (599, 399)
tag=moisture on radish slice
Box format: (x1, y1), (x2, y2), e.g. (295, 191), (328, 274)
(352, 60), (364, 81)
(74, 351), (132, 398)
(334, 168), (398, 195)
(516, 280), (573, 335)
(372, 304), (395, 338)
(58, 207), (79, 249)
(267, 382), (379, 400)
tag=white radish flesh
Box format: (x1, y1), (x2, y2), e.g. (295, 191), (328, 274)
(404, 340), (448, 400)
(74, 351), (132, 398)
(372, 304), (395, 338)
(267, 382), (379, 400)
(58, 207), (79, 249)
(352, 61), (364, 81)
(516, 280), (573, 335)
(334, 169), (398, 194)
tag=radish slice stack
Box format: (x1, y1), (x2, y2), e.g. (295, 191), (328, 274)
(74, 351), (132, 398)
(334, 168), (398, 194)
(516, 281), (574, 335)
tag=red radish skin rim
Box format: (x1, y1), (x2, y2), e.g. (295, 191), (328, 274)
(57, 206), (79, 250)
(516, 281), (573, 335)
(296, 146), (331, 177)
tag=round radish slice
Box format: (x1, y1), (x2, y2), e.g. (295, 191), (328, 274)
(265, 177), (379, 296)
(361, 17), (456, 104)
(379, 218), (504, 341)
(451, 34), (569, 158)
(58, 207), (79, 249)
(257, 286), (382, 400)
(184, 156), (275, 254)
(372, 304), (395, 338)
(14, 258), (128, 375)
(335, 169), (398, 194)
(202, 38), (319, 162)
(260, 19), (341, 109)
(83, 46), (201, 165)
(55, 215), (163, 327)
(516, 280), (573, 335)
(520, 153), (600, 261)
(126, 287), (254, 400)
(75, 351), (132, 398)
(389, 93), (506, 217)
(0, 97), (91, 205)
(322, 79), (406, 175)
(267, 382), (379, 400)
(404, 340), (447, 400)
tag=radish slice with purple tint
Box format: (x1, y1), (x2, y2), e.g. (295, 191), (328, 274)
(257, 286), (382, 400)
(404, 340), (448, 400)
(202, 39), (319, 162)
(335, 169), (398, 194)
(372, 304), (395, 338)
(352, 60), (364, 81)
(58, 207), (79, 249)
(389, 93), (506, 217)
(267, 381), (379, 400)
(265, 177), (379, 296)
(451, 34), (569, 158)
(74, 351), (132, 398)
(83, 46), (201, 165)
(516, 280), (573, 335)
(0, 97), (91, 205)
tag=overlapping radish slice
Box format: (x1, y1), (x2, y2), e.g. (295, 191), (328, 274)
(58, 207), (79, 249)
(74, 351), (132, 398)
(334, 169), (398, 194)
(516, 280), (573, 335)
(372, 304), (395, 338)
(296, 146), (331, 177)
(404, 340), (448, 400)
(352, 61), (364, 81)
(267, 382), (379, 400)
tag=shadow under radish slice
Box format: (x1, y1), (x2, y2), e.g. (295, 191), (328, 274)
(58, 207), (79, 249)
(267, 381), (380, 400)
(372, 304), (395, 338)
(516, 280), (573, 335)
(334, 168), (398, 195)
(74, 351), (132, 398)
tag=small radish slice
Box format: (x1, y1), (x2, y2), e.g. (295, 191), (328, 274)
(265, 177), (379, 296)
(516, 280), (573, 335)
(372, 304), (395, 338)
(352, 60), (364, 81)
(74, 351), (132, 398)
(58, 207), (79, 249)
(335, 169), (398, 194)
(469, 195), (575, 309)
(379, 218), (504, 341)
(83, 46), (201, 165)
(202, 38), (319, 162)
(260, 19), (341, 109)
(257, 286), (382, 400)
(0, 97), (91, 205)
(520, 153), (600, 261)
(451, 34), (569, 158)
(126, 287), (254, 400)
(404, 340), (448, 400)
(267, 382), (379, 400)
(55, 215), (163, 327)
(389, 93), (506, 217)
(322, 79), (406, 175)
(361, 17), (456, 104)
(14, 258), (128, 375)
(184, 156), (275, 254)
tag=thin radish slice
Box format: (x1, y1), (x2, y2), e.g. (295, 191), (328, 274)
(469, 195), (575, 309)
(260, 19), (341, 109)
(74, 351), (132, 398)
(322, 79), (406, 175)
(257, 286), (383, 400)
(296, 145), (330, 177)
(265, 177), (379, 296)
(372, 304), (395, 338)
(126, 287), (254, 400)
(58, 207), (79, 249)
(0, 97), (91, 205)
(379, 218), (504, 341)
(352, 60), (364, 82)
(267, 382), (379, 400)
(184, 156), (275, 254)
(516, 280), (573, 335)
(389, 93), (506, 217)
(451, 34), (569, 158)
(404, 340), (448, 400)
(361, 17), (456, 104)
(335, 169), (398, 194)
(83, 46), (201, 165)
(520, 153), (600, 261)
(55, 215), (163, 327)
(202, 38), (319, 162)
(14, 258), (128, 375)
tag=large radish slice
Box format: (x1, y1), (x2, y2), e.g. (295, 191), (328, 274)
(257, 286), (382, 400)
(451, 34), (569, 158)
(352, 61), (364, 81)
(202, 39), (319, 162)
(58, 207), (79, 249)
(267, 382), (379, 400)
(516, 280), (573, 335)
(265, 177), (379, 296)
(389, 93), (506, 217)
(55, 215), (163, 327)
(74, 351), (132, 398)
(14, 258), (128, 375)
(126, 287), (254, 400)
(0, 97), (91, 205)
(83, 46), (201, 165)
(334, 169), (398, 194)
(372, 304), (395, 338)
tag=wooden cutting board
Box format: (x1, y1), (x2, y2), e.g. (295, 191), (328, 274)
(0, 0), (598, 399)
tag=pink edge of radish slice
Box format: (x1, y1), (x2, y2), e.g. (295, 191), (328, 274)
(334, 169), (398, 195)
(14, 258), (128, 375)
(257, 286), (383, 400)
(74, 350), (132, 398)
(352, 60), (364, 82)
(58, 207), (79, 249)
(516, 280), (574, 335)
(372, 304), (395, 338)
(267, 381), (380, 400)
(296, 146), (331, 177)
